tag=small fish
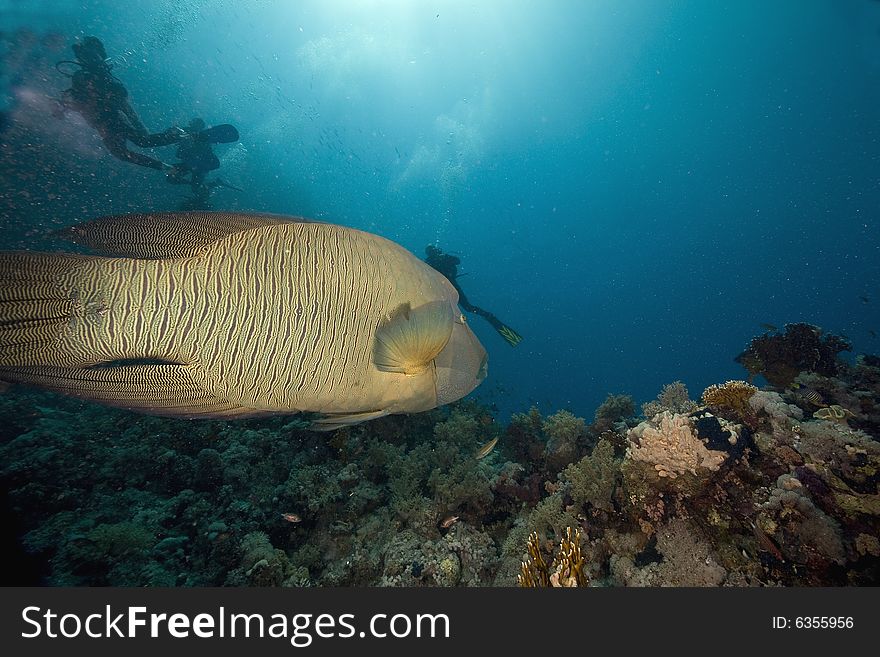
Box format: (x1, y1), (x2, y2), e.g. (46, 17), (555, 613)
(859, 295), (870, 304)
(281, 513), (301, 523)
(870, 329), (877, 339)
(803, 390), (824, 406)
(474, 437), (498, 460)
(440, 515), (459, 529)
(759, 322), (778, 332)
(750, 520), (783, 561)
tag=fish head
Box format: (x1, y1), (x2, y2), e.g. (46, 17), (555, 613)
(433, 309), (488, 405)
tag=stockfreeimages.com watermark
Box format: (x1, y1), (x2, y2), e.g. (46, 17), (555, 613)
(21, 605), (450, 647)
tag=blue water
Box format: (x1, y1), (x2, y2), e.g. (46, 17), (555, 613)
(2, 0), (879, 421)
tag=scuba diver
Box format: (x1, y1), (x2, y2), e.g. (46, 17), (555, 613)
(166, 117), (239, 189)
(56, 36), (183, 171)
(425, 245), (523, 347)
(166, 117), (242, 210)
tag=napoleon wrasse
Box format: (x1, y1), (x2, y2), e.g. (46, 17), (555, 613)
(0, 212), (488, 429)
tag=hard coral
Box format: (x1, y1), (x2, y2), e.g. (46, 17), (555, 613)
(749, 390), (804, 425)
(518, 527), (588, 587)
(701, 380), (758, 426)
(517, 531), (550, 587)
(736, 323), (852, 388)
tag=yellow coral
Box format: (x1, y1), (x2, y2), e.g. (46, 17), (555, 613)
(550, 527), (589, 587)
(701, 380), (757, 423)
(626, 411), (726, 479)
(518, 531), (550, 587)
(517, 527), (589, 587)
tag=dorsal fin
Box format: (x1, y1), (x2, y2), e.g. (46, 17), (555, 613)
(373, 301), (454, 375)
(55, 212), (316, 259)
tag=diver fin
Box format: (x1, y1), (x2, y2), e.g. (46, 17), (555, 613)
(0, 363), (260, 419)
(497, 324), (523, 347)
(373, 300), (453, 375)
(311, 409), (390, 431)
(55, 212), (317, 259)
(198, 123), (239, 144)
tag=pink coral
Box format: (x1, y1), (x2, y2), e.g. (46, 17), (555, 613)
(626, 411), (726, 479)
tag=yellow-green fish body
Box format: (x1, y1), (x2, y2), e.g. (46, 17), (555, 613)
(0, 213), (488, 428)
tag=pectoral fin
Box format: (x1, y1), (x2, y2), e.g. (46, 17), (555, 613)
(373, 301), (453, 375)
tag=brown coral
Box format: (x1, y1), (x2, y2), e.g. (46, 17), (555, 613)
(701, 380), (758, 425)
(735, 323), (852, 388)
(518, 531), (551, 587)
(517, 527), (588, 587)
(549, 527), (589, 587)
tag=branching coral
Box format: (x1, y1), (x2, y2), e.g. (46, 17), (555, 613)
(227, 531), (300, 586)
(550, 526), (589, 587)
(518, 527), (588, 587)
(517, 531), (550, 587)
(793, 419), (880, 515)
(626, 411), (727, 479)
(642, 381), (698, 419)
(378, 528), (487, 587)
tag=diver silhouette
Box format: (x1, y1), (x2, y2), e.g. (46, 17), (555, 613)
(425, 245), (523, 347)
(166, 117), (242, 210)
(56, 36), (183, 171)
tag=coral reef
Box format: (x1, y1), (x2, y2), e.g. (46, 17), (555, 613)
(609, 519), (727, 586)
(757, 474), (845, 569)
(1, 338), (878, 587)
(736, 323), (852, 388)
